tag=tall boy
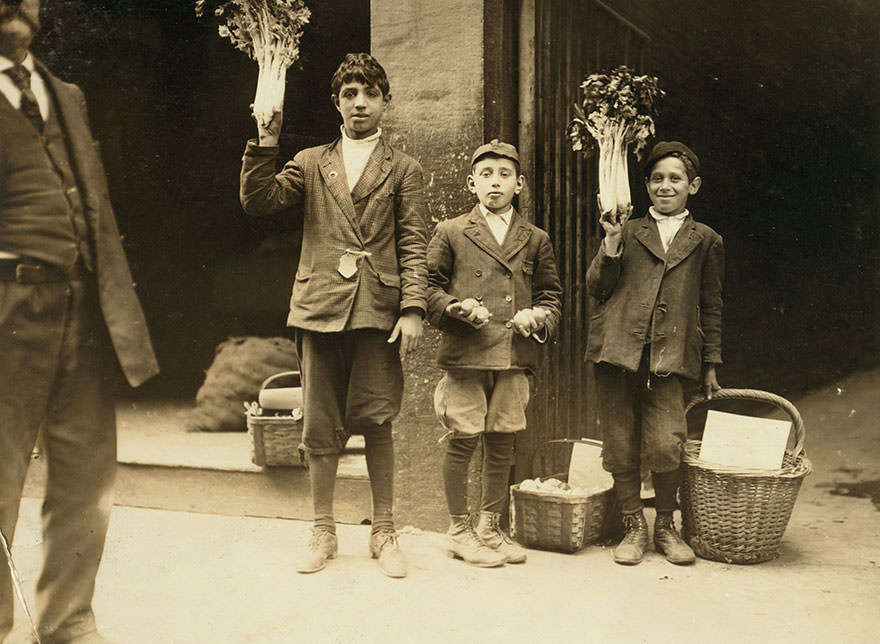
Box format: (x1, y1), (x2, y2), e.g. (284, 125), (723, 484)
(427, 140), (562, 567)
(586, 141), (723, 566)
(240, 53), (428, 578)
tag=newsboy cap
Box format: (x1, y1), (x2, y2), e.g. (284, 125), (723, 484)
(471, 139), (520, 166)
(644, 141), (700, 176)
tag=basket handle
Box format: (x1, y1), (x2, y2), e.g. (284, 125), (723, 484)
(685, 388), (806, 461)
(259, 370), (301, 392)
(529, 438), (603, 478)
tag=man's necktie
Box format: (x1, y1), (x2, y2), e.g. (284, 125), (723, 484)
(3, 64), (44, 132)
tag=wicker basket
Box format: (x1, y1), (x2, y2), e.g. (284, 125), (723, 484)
(510, 439), (621, 553)
(679, 388), (813, 564)
(247, 372), (305, 468)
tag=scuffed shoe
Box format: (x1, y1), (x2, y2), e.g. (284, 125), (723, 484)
(296, 527), (338, 574)
(654, 512), (695, 565)
(613, 510), (649, 565)
(369, 530), (408, 578)
(446, 515), (506, 567)
(475, 511), (527, 564)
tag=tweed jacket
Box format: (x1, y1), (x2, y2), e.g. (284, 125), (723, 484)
(240, 136), (428, 332)
(427, 206), (562, 373)
(0, 58), (159, 387)
(585, 212), (723, 381)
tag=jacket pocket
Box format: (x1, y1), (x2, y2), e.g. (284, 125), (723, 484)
(377, 271), (401, 288)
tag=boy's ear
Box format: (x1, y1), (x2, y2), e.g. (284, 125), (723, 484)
(331, 94), (340, 110)
(688, 176), (702, 195)
(466, 174), (477, 194)
(514, 174), (525, 195)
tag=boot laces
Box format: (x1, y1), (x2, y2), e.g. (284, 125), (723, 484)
(621, 514), (643, 544)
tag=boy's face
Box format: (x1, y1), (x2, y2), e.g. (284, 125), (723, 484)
(468, 156), (524, 214)
(332, 81), (389, 140)
(645, 156), (701, 216)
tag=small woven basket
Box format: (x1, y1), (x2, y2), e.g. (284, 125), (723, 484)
(679, 388), (812, 564)
(247, 372), (304, 468)
(510, 439), (621, 553)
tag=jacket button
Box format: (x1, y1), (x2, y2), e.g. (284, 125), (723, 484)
(476, 295), (483, 301)
(475, 270), (482, 277)
(504, 295), (512, 302)
(504, 321), (512, 328)
(505, 272), (512, 279)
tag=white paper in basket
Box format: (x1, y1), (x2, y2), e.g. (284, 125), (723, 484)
(568, 440), (613, 491)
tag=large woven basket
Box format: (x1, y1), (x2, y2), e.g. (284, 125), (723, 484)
(246, 372), (304, 467)
(679, 388), (812, 564)
(510, 439), (621, 553)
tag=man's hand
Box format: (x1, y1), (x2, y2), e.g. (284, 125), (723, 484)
(702, 364), (721, 400)
(254, 105), (283, 146)
(445, 298), (491, 329)
(387, 311), (423, 359)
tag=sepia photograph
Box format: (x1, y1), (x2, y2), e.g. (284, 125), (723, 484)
(1, 1), (878, 642)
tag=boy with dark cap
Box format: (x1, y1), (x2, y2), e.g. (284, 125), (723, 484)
(586, 140), (723, 565)
(240, 53), (427, 578)
(427, 139), (563, 566)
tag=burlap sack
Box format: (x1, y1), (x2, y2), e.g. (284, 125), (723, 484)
(185, 336), (299, 432)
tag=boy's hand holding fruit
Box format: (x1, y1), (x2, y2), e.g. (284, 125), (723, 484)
(446, 298), (492, 329)
(511, 307), (548, 338)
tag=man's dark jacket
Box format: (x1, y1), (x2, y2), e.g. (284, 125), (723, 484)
(0, 58), (158, 386)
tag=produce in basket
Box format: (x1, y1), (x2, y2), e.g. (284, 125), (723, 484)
(195, 0), (311, 130)
(518, 477), (608, 497)
(566, 65), (664, 224)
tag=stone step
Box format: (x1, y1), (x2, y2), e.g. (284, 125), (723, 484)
(22, 399), (373, 525)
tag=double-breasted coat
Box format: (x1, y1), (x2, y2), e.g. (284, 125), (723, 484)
(427, 206), (562, 373)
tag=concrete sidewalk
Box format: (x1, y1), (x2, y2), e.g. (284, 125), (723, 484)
(7, 369), (880, 644)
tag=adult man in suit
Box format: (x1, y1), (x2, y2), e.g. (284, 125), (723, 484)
(240, 53), (427, 578)
(0, 2), (159, 642)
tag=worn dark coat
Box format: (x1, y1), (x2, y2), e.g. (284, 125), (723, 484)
(586, 213), (723, 381)
(0, 59), (159, 387)
(427, 206), (562, 373)
(239, 137), (428, 332)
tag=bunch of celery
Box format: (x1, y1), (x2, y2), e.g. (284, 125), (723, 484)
(566, 65), (664, 222)
(196, 0), (310, 129)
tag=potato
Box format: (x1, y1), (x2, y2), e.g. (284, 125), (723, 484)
(458, 298), (477, 315)
(512, 309), (532, 329)
(473, 305), (490, 322)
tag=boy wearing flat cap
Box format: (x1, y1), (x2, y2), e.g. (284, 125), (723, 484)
(427, 139), (563, 567)
(586, 140), (724, 566)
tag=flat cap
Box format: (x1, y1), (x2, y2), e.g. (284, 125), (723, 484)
(644, 141), (700, 176)
(471, 138), (520, 166)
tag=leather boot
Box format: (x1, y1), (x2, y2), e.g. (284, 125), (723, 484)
(446, 515), (506, 567)
(369, 530), (408, 578)
(654, 512), (696, 565)
(475, 511), (527, 564)
(296, 527), (338, 574)
(613, 510), (649, 565)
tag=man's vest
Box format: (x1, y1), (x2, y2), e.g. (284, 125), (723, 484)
(0, 91), (95, 272)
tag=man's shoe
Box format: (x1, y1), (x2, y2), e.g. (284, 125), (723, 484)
(296, 527), (338, 574)
(654, 512), (696, 565)
(613, 510), (649, 565)
(446, 515), (506, 567)
(369, 530), (408, 578)
(474, 511), (527, 564)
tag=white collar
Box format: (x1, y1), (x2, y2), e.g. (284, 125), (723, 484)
(649, 207), (689, 223)
(0, 52), (36, 74)
(340, 125), (381, 146)
(478, 203), (513, 223)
